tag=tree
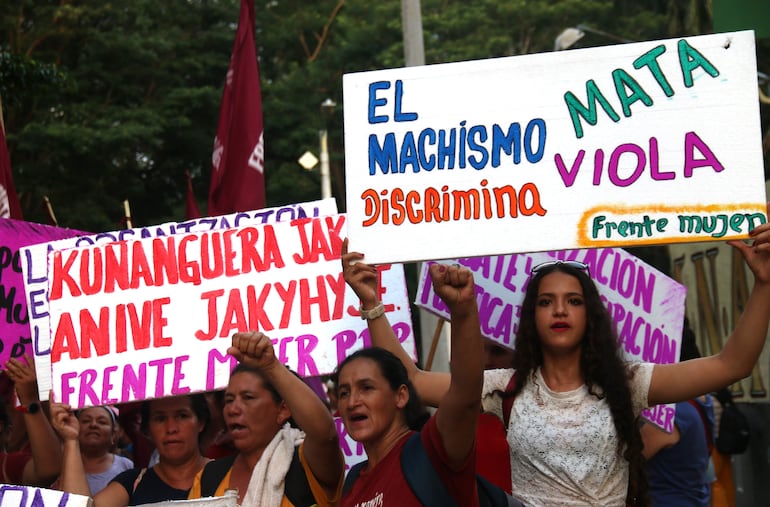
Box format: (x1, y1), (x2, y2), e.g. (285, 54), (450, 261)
(1, 0), (239, 231)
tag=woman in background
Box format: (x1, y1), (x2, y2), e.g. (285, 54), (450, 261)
(51, 393), (210, 506)
(76, 406), (134, 494)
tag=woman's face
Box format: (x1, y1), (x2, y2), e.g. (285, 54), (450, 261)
(78, 407), (114, 451)
(147, 397), (204, 464)
(223, 371), (287, 455)
(336, 358), (407, 444)
(534, 271), (587, 355)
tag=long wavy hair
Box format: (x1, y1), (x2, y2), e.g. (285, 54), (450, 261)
(508, 263), (648, 506)
(333, 347), (430, 432)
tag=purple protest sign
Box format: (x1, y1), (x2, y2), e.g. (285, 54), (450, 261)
(0, 219), (85, 367)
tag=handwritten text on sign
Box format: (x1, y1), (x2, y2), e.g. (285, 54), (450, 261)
(344, 31), (766, 264)
(22, 199), (337, 400)
(416, 248), (686, 432)
(48, 214), (415, 408)
(0, 484), (91, 507)
(0, 219), (85, 367)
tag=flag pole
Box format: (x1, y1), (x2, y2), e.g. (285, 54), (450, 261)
(0, 93), (5, 134)
(123, 199), (133, 229)
(43, 196), (58, 226)
(424, 318), (445, 371)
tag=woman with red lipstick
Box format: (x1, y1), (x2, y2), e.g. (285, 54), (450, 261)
(337, 258), (485, 507)
(187, 331), (344, 507)
(50, 394), (210, 506)
(342, 209), (770, 507)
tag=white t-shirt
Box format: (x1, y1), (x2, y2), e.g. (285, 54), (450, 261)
(482, 363), (653, 507)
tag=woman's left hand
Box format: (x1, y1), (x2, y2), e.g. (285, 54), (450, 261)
(5, 354), (39, 405)
(728, 202), (770, 284)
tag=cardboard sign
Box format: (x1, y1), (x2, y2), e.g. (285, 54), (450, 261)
(0, 219), (85, 367)
(416, 248), (686, 432)
(343, 31), (766, 264)
(0, 484), (91, 507)
(142, 492), (237, 507)
(47, 214), (415, 409)
(21, 199), (337, 400)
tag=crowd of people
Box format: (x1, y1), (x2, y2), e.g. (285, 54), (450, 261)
(0, 212), (768, 506)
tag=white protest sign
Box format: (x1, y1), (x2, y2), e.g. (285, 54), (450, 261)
(21, 199), (337, 400)
(47, 214), (416, 409)
(416, 248), (686, 432)
(141, 491), (238, 507)
(343, 31), (766, 264)
(0, 484), (91, 507)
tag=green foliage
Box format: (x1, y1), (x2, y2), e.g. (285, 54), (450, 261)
(1, 0), (238, 230)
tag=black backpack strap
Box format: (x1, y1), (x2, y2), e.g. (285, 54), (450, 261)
(342, 460), (368, 496)
(199, 454), (237, 498)
(401, 432), (459, 507)
(284, 445), (317, 507)
(476, 473), (517, 507)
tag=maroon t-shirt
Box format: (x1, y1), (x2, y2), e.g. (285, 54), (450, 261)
(476, 412), (512, 494)
(1, 451), (31, 484)
(342, 415), (479, 507)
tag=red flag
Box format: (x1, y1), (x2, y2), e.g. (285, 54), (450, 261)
(185, 171), (202, 219)
(0, 124), (23, 219)
(208, 0), (265, 216)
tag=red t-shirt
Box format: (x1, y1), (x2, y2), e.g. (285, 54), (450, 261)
(1, 451), (31, 484)
(476, 412), (512, 494)
(342, 415), (479, 507)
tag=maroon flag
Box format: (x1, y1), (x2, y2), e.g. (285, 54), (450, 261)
(185, 171), (202, 219)
(0, 124), (22, 219)
(208, 0), (265, 216)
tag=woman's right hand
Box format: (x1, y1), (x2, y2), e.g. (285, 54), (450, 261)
(49, 401), (80, 442)
(341, 238), (380, 307)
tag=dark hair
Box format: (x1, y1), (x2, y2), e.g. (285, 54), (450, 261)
(140, 393), (211, 443)
(227, 363), (304, 428)
(0, 400), (8, 430)
(679, 317), (701, 362)
(509, 263), (649, 506)
(333, 347), (430, 431)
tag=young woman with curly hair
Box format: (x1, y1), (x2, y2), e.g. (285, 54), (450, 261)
(341, 210), (770, 507)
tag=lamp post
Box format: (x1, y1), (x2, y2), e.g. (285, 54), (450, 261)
(319, 98), (336, 200)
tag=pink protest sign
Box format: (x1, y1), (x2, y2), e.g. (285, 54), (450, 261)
(46, 214), (415, 408)
(0, 219), (85, 367)
(416, 248), (686, 432)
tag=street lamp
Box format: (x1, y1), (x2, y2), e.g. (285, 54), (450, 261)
(319, 98), (337, 200)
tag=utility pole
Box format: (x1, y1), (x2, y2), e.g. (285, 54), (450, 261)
(401, 0), (425, 67)
(401, 0), (451, 373)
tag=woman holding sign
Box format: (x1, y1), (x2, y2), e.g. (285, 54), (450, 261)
(341, 211), (770, 507)
(187, 331), (344, 507)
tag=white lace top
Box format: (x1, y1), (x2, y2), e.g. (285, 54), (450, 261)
(482, 364), (654, 507)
